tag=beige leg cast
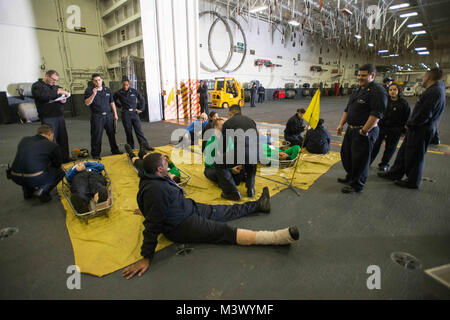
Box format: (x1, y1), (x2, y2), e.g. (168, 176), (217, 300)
(255, 228), (296, 245)
(236, 228), (296, 246)
(236, 229), (257, 245)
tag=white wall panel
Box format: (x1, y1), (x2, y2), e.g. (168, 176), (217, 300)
(0, 0), (107, 95)
(139, 0), (162, 121)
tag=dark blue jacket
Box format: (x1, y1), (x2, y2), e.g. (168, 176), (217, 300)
(113, 88), (146, 112)
(84, 86), (114, 114)
(304, 125), (331, 154)
(137, 173), (195, 259)
(11, 135), (62, 174)
(197, 84), (208, 105)
(220, 114), (259, 166)
(284, 113), (305, 137)
(70, 170), (107, 203)
(407, 81), (445, 129)
(345, 81), (387, 126)
(379, 97), (410, 132)
(31, 79), (64, 118)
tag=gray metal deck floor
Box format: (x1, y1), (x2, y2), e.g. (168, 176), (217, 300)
(0, 96), (449, 299)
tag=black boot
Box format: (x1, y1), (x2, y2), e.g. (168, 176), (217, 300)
(138, 142), (148, 159)
(377, 172), (399, 180)
(34, 188), (52, 203)
(141, 142), (155, 152)
(257, 187), (270, 213)
(124, 144), (136, 160)
(337, 177), (350, 184)
(289, 226), (300, 240)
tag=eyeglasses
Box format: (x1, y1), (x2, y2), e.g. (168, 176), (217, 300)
(49, 77), (58, 82)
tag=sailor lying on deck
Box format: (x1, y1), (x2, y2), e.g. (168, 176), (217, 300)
(124, 143), (181, 183)
(65, 161), (108, 213)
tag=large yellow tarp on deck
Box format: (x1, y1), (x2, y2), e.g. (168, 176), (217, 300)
(58, 144), (341, 277)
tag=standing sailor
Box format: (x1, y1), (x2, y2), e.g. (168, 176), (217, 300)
(84, 73), (122, 160)
(114, 77), (153, 151)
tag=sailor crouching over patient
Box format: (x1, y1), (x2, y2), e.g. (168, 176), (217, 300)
(8, 125), (65, 203)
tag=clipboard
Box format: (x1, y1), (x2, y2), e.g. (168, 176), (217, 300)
(49, 93), (71, 103)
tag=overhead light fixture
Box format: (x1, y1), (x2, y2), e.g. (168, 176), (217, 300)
(355, 34), (362, 39)
(389, 3), (410, 10)
(368, 43), (374, 47)
(378, 50), (389, 53)
(414, 47), (427, 51)
(418, 51), (430, 55)
(389, 54), (399, 57)
(412, 30), (426, 35)
(249, 5), (268, 13)
(288, 20), (300, 27)
(407, 23), (423, 28)
(400, 12), (418, 18)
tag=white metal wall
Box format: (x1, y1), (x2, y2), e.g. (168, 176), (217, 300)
(0, 0), (108, 95)
(140, 0), (200, 122)
(100, 0), (144, 79)
(198, 1), (385, 89)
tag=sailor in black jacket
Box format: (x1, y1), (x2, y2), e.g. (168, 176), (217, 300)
(8, 125), (65, 202)
(31, 70), (71, 163)
(258, 84), (265, 103)
(113, 78), (152, 150)
(215, 106), (259, 200)
(383, 78), (393, 92)
(379, 68), (445, 189)
(250, 83), (257, 107)
(336, 64), (387, 194)
(84, 74), (121, 159)
(284, 108), (306, 146)
(371, 84), (411, 171)
(304, 119), (331, 154)
(198, 81), (209, 114)
(121, 153), (299, 280)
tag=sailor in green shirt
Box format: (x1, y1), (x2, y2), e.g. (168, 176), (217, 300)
(204, 118), (246, 185)
(125, 143), (181, 183)
(262, 143), (301, 162)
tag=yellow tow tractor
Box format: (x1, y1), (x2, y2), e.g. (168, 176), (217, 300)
(210, 77), (245, 108)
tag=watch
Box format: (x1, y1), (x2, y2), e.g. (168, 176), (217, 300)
(361, 129), (368, 135)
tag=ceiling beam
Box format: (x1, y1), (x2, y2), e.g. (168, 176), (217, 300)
(416, 0), (434, 46)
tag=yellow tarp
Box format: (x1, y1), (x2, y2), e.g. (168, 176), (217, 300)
(58, 144), (341, 277)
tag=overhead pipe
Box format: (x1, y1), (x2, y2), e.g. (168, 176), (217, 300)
(54, 0), (74, 91)
(95, 0), (108, 78)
